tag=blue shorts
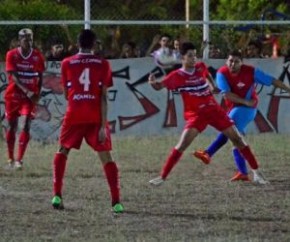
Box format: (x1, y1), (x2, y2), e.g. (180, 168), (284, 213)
(228, 106), (257, 134)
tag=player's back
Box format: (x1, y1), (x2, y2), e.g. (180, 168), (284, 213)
(61, 53), (112, 124)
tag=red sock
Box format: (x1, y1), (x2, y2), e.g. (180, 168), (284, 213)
(6, 129), (16, 160)
(161, 148), (183, 179)
(17, 131), (30, 161)
(53, 153), (67, 197)
(239, 146), (258, 170)
(103, 161), (120, 206)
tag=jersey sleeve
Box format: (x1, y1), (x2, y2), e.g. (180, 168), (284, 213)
(216, 72), (231, 93)
(198, 62), (209, 78)
(5, 50), (15, 72)
(102, 60), (113, 88)
(161, 71), (177, 90)
(254, 68), (275, 86)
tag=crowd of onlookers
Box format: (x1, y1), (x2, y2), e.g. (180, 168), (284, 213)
(6, 31), (290, 62)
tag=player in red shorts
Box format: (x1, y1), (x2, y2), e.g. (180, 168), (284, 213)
(148, 42), (269, 186)
(5, 28), (45, 169)
(51, 29), (124, 213)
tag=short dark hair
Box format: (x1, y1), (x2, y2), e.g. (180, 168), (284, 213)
(78, 29), (96, 49)
(228, 49), (243, 59)
(180, 42), (196, 55)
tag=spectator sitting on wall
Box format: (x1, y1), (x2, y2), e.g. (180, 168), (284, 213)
(245, 40), (263, 58)
(119, 41), (139, 58)
(45, 37), (67, 61)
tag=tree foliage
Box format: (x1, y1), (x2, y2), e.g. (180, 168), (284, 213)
(1, 0), (290, 59)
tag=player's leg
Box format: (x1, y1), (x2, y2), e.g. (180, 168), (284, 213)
(15, 115), (31, 168)
(149, 127), (199, 185)
(52, 146), (70, 209)
(194, 133), (228, 164)
(87, 124), (123, 213)
(98, 151), (123, 213)
(52, 122), (81, 209)
(222, 126), (269, 184)
(4, 100), (19, 167)
(228, 107), (257, 180)
(5, 118), (18, 167)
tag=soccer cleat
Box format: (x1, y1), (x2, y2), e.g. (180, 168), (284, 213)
(149, 176), (164, 186)
(14, 161), (23, 170)
(112, 203), (124, 214)
(52, 195), (65, 210)
(253, 170), (270, 185)
(193, 150), (211, 164)
(6, 159), (15, 169)
(230, 171), (250, 182)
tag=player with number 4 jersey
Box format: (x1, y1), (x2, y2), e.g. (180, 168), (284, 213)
(51, 29), (123, 214)
(61, 53), (112, 125)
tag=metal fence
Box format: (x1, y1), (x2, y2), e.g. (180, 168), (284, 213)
(0, 1), (290, 60)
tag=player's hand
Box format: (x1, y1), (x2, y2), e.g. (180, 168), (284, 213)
(211, 86), (221, 94)
(148, 73), (156, 84)
(244, 99), (257, 107)
(26, 90), (35, 98)
(98, 126), (106, 143)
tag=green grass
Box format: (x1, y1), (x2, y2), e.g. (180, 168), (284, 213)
(0, 133), (290, 242)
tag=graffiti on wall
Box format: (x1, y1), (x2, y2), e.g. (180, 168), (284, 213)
(0, 57), (290, 141)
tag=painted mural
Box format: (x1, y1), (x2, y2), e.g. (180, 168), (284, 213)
(0, 57), (289, 142)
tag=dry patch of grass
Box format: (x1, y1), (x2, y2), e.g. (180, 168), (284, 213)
(0, 133), (290, 241)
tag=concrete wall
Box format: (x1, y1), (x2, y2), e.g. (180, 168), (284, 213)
(0, 57), (289, 142)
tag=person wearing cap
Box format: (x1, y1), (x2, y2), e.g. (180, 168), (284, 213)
(4, 28), (45, 169)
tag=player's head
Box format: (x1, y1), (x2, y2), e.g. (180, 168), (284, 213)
(180, 42), (197, 68)
(78, 29), (97, 50)
(226, 49), (243, 73)
(18, 28), (33, 49)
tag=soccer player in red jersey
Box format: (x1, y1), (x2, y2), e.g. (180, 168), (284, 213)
(194, 50), (290, 182)
(5, 28), (45, 169)
(148, 42), (269, 186)
(51, 29), (124, 213)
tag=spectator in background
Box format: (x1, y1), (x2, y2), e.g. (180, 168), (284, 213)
(119, 41), (139, 58)
(45, 37), (67, 61)
(147, 33), (179, 70)
(200, 41), (224, 59)
(9, 38), (19, 49)
(245, 40), (263, 58)
(172, 37), (182, 61)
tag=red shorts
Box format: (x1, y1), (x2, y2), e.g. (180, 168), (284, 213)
(5, 98), (35, 120)
(185, 104), (234, 132)
(59, 121), (112, 152)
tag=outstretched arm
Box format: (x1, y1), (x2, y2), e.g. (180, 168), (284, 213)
(148, 73), (165, 91)
(272, 79), (290, 93)
(206, 72), (220, 94)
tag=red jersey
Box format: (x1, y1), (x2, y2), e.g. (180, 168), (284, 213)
(218, 65), (258, 110)
(61, 53), (113, 125)
(162, 62), (218, 120)
(5, 47), (45, 100)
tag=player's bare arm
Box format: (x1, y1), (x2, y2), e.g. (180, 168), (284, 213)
(206, 73), (220, 94)
(99, 85), (108, 143)
(272, 79), (290, 94)
(9, 71), (35, 99)
(148, 73), (164, 90)
(223, 92), (256, 107)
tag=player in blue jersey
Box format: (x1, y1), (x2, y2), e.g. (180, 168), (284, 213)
(194, 50), (290, 183)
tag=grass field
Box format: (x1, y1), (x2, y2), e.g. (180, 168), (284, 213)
(0, 133), (290, 242)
